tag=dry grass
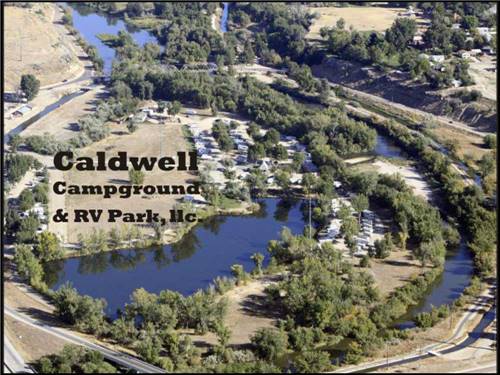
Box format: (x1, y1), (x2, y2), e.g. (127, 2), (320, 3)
(368, 249), (427, 297)
(467, 55), (497, 101)
(306, 6), (403, 39)
(429, 125), (489, 165)
(5, 316), (67, 363)
(63, 122), (193, 242)
(4, 3), (84, 91)
(20, 87), (106, 142)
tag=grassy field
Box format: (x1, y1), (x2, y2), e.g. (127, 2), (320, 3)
(306, 5), (403, 39)
(4, 3), (84, 90)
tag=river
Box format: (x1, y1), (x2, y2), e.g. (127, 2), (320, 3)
(220, 3), (229, 32)
(70, 4), (158, 74)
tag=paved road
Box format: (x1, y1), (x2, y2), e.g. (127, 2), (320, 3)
(3, 335), (34, 373)
(4, 306), (165, 373)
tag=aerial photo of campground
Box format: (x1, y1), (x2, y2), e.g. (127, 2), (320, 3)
(2, 1), (497, 373)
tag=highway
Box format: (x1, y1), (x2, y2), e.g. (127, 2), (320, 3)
(4, 306), (166, 373)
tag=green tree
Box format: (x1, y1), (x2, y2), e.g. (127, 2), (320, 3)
(385, 18), (417, 50)
(19, 188), (35, 211)
(20, 74), (40, 100)
(374, 232), (394, 259)
(230, 264), (246, 285)
(250, 328), (288, 361)
(351, 194), (369, 223)
(168, 100), (182, 116)
(129, 168), (145, 184)
(36, 231), (62, 261)
(292, 350), (332, 373)
(8, 134), (22, 152)
(250, 252), (265, 275)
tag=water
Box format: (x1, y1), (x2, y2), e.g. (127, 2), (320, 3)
(70, 4), (158, 74)
(374, 134), (405, 159)
(395, 240), (474, 329)
(220, 3), (229, 32)
(43, 199), (305, 317)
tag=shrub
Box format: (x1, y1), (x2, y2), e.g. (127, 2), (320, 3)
(250, 328), (288, 361)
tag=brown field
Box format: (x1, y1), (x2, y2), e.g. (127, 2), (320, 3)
(63, 122), (194, 243)
(20, 87), (106, 142)
(468, 55), (497, 101)
(368, 249), (428, 297)
(4, 3), (84, 91)
(429, 125), (489, 165)
(306, 6), (403, 39)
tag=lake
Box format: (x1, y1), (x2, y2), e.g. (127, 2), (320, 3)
(44, 198), (305, 316)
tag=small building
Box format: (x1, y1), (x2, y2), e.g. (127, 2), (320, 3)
(258, 160), (271, 173)
(451, 23), (461, 30)
(451, 79), (462, 88)
(13, 105), (32, 117)
(470, 49), (483, 56)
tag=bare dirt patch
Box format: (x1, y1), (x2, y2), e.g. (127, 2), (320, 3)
(4, 3), (84, 91)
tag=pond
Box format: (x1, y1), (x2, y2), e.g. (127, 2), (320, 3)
(374, 134), (405, 159)
(69, 4), (158, 74)
(43, 198), (305, 317)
